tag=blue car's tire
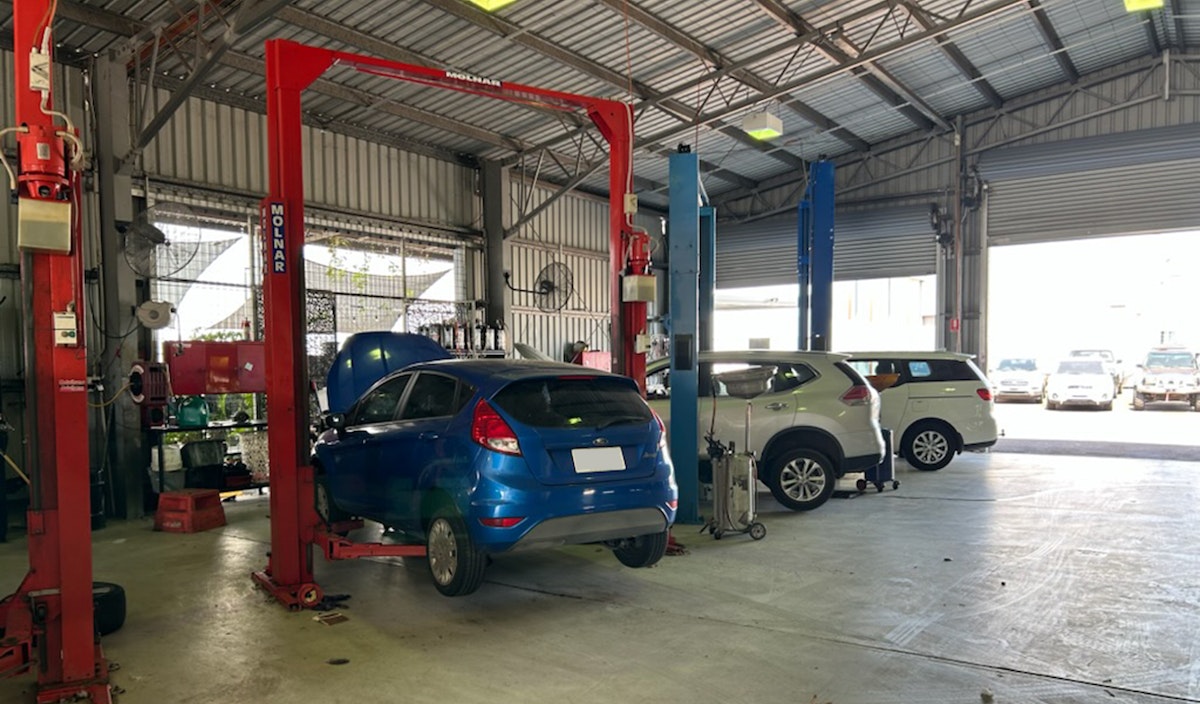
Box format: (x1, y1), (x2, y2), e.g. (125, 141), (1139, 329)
(314, 473), (350, 527)
(426, 508), (487, 597)
(612, 530), (668, 568)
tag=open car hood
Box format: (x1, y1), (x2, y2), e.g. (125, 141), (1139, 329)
(325, 332), (452, 413)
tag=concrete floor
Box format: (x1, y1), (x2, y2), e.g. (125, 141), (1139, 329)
(3, 451), (1200, 704)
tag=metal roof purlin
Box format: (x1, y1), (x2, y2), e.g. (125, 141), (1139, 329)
(416, 0), (790, 182)
(898, 1), (1005, 109)
(590, 0), (871, 153)
(501, 0), (904, 167)
(1025, 0), (1080, 83)
(634, 0), (1025, 156)
(1168, 0), (1186, 51)
(751, 0), (950, 131)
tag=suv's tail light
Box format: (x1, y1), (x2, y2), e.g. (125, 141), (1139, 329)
(479, 517), (524, 528)
(976, 388), (993, 401)
(471, 400), (522, 456)
(840, 384), (871, 406)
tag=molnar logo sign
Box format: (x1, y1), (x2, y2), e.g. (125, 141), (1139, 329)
(264, 201), (286, 274)
(445, 70), (502, 89)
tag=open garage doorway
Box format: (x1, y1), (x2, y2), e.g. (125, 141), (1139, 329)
(987, 231), (1200, 461)
(714, 275), (937, 352)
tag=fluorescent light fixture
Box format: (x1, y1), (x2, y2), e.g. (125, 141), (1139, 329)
(468, 0), (518, 10)
(1124, 0), (1162, 10)
(743, 112), (783, 140)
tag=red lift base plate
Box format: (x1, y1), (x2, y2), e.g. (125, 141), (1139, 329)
(250, 571), (323, 612)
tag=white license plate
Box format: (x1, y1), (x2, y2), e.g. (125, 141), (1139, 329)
(572, 447), (626, 473)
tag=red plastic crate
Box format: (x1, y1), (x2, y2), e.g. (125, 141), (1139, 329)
(154, 489), (227, 533)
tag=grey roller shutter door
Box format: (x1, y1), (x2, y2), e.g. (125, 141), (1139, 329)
(981, 125), (1200, 246)
(715, 206), (937, 288)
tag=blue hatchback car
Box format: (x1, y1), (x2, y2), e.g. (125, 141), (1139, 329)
(313, 359), (678, 596)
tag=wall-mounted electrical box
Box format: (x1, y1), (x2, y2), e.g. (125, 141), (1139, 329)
(53, 311), (78, 346)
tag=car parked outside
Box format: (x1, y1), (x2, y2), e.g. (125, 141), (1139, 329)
(1067, 349), (1123, 394)
(313, 359), (678, 596)
(846, 352), (998, 471)
(645, 351), (884, 512)
(991, 357), (1045, 402)
(1132, 346), (1200, 411)
(1044, 359), (1115, 410)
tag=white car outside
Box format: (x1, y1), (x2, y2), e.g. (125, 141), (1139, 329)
(992, 358), (1045, 402)
(846, 351), (999, 471)
(1045, 359), (1115, 410)
(645, 351), (885, 512)
(1132, 347), (1200, 410)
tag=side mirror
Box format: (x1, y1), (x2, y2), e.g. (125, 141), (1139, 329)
(328, 413), (347, 430)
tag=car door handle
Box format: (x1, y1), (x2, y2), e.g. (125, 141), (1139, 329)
(419, 432), (440, 441)
(764, 402), (789, 411)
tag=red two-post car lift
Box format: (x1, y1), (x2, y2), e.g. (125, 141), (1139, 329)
(0, 0), (113, 701)
(252, 40), (649, 609)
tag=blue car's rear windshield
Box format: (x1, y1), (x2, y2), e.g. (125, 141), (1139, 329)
(492, 376), (652, 429)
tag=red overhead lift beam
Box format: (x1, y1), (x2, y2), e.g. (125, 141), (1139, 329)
(0, 0), (112, 701)
(251, 39), (646, 609)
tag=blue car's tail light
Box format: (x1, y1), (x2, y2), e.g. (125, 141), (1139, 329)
(479, 516), (524, 528)
(471, 400), (522, 456)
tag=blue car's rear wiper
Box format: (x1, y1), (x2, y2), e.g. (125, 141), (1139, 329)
(594, 415), (649, 430)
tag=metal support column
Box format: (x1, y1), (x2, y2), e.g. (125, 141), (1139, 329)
(95, 54), (144, 519)
(808, 161), (835, 352)
(668, 149), (700, 525)
(797, 160), (835, 351)
(698, 206), (715, 355)
(481, 160), (511, 343)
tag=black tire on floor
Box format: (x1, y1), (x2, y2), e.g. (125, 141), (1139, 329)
(765, 447), (837, 511)
(93, 582), (126, 637)
(612, 530), (669, 568)
(426, 508), (487, 597)
(901, 421), (956, 472)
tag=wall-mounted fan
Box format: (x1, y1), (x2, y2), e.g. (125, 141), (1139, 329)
(123, 201), (202, 278)
(503, 262), (575, 313)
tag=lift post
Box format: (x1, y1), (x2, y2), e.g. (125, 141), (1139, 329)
(797, 160), (835, 351)
(667, 148), (700, 524)
(251, 39), (645, 608)
(0, 0), (112, 700)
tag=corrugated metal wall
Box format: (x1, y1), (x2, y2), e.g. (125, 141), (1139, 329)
(716, 206), (937, 288)
(141, 88), (478, 232)
(506, 182), (613, 359)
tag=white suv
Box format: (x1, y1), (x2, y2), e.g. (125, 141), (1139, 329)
(846, 352), (998, 471)
(645, 351), (885, 512)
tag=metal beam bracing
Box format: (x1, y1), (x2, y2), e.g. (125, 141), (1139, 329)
(415, 0), (788, 181)
(1027, 0), (1080, 83)
(134, 0), (292, 150)
(632, 0), (1025, 159)
(715, 55), (1175, 220)
(504, 0), (910, 163)
(753, 0), (949, 131)
(900, 1), (1005, 109)
(591, 0), (871, 153)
